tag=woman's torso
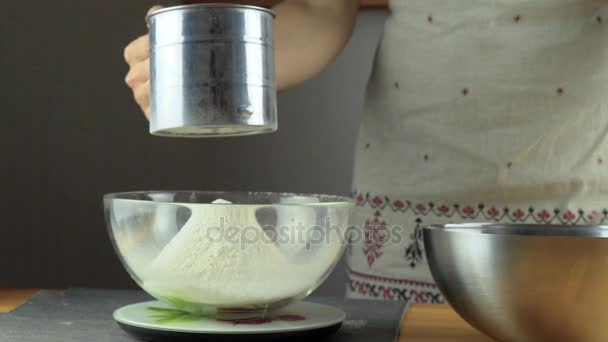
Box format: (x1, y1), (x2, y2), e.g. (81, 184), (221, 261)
(346, 0), (608, 302)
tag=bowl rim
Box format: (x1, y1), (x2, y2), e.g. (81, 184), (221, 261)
(424, 223), (608, 238)
(103, 190), (354, 207)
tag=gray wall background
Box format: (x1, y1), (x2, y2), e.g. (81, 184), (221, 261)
(1, 2), (386, 296)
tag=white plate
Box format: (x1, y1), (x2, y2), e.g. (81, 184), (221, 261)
(114, 300), (345, 336)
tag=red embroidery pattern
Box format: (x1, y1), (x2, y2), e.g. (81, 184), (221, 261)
(347, 277), (443, 303)
(346, 266), (437, 288)
(363, 210), (388, 267)
(353, 191), (608, 225)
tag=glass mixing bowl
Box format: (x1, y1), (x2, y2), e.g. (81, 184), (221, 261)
(104, 191), (353, 318)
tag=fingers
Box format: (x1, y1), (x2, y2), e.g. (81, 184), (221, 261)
(133, 80), (151, 116)
(125, 58), (149, 87)
(124, 34), (149, 65)
(143, 105), (151, 120)
(124, 5), (162, 120)
(124, 5), (163, 64)
(124, 52), (150, 119)
(147, 5), (164, 17)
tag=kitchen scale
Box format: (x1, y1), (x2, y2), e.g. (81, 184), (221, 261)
(114, 301), (345, 341)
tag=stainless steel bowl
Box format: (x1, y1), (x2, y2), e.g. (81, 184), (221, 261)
(424, 223), (608, 342)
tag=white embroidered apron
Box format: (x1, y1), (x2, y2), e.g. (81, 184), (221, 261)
(346, 0), (608, 303)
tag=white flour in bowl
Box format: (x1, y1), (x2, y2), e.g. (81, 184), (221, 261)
(139, 199), (341, 306)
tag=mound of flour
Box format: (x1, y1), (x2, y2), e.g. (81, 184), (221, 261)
(140, 199), (337, 306)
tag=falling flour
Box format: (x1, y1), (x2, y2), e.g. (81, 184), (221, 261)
(139, 199), (340, 307)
